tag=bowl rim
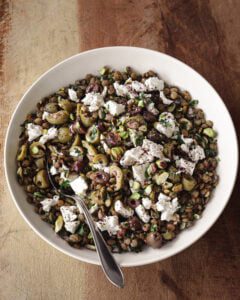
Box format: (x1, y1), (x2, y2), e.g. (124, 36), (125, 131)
(4, 46), (239, 267)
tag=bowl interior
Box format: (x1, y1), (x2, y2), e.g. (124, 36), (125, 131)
(5, 47), (238, 267)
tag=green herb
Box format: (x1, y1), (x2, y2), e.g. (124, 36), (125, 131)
(59, 180), (70, 190)
(77, 224), (88, 236)
(119, 131), (129, 139)
(150, 224), (158, 232)
(33, 192), (44, 198)
(189, 99), (199, 107)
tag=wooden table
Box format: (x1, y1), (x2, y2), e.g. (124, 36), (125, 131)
(1, 1), (240, 299)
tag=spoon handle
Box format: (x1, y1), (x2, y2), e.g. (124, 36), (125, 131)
(73, 196), (124, 288)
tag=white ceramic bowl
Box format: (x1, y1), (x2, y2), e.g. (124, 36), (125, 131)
(4, 47), (238, 267)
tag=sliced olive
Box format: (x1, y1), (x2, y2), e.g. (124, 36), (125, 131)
(46, 110), (69, 125)
(79, 106), (97, 127)
(71, 134), (81, 147)
(82, 140), (98, 158)
(86, 125), (100, 144)
(182, 174), (197, 191)
(44, 102), (58, 113)
(92, 154), (108, 165)
(58, 99), (75, 112)
(34, 157), (45, 169)
(34, 169), (50, 189)
(17, 144), (27, 161)
(179, 118), (192, 131)
(109, 165), (123, 191)
(58, 127), (72, 144)
(110, 147), (124, 161)
(29, 142), (46, 158)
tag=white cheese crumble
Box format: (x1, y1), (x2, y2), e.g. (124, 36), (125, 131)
(39, 127), (58, 144)
(131, 81), (146, 92)
(69, 148), (81, 157)
(146, 102), (159, 115)
(41, 195), (59, 212)
(42, 111), (50, 120)
(68, 88), (78, 102)
(26, 123), (42, 142)
(113, 82), (137, 99)
(144, 77), (164, 91)
(81, 92), (105, 112)
(189, 145), (205, 162)
(96, 216), (120, 235)
(104, 100), (125, 116)
(135, 204), (150, 223)
(132, 163), (149, 184)
(70, 176), (88, 195)
(92, 164), (110, 173)
(142, 197), (152, 210)
(114, 200), (134, 218)
(176, 158), (196, 175)
(120, 146), (153, 166)
(142, 139), (167, 160)
(160, 91), (173, 105)
(156, 193), (179, 221)
(155, 112), (179, 138)
(50, 165), (58, 176)
(60, 206), (80, 233)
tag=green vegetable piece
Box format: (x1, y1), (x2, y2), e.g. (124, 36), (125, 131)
(58, 127), (72, 144)
(110, 147), (124, 161)
(203, 128), (217, 138)
(99, 66), (107, 75)
(33, 192), (44, 198)
(138, 100), (145, 107)
(189, 99), (199, 107)
(119, 131), (129, 139)
(130, 192), (141, 200)
(17, 144), (27, 161)
(132, 181), (141, 191)
(55, 215), (63, 233)
(153, 172), (169, 185)
(163, 231), (174, 240)
(144, 185), (153, 195)
(109, 165), (123, 191)
(46, 110), (69, 125)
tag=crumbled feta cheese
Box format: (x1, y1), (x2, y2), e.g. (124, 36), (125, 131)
(113, 82), (137, 99)
(120, 146), (153, 166)
(180, 135), (194, 153)
(104, 101), (125, 116)
(26, 123), (42, 142)
(68, 88), (78, 102)
(144, 77), (164, 91)
(39, 127), (58, 144)
(176, 158), (196, 175)
(135, 204), (150, 223)
(81, 92), (105, 112)
(60, 206), (78, 222)
(89, 203), (99, 214)
(64, 221), (80, 234)
(131, 81), (146, 92)
(189, 145), (205, 162)
(96, 216), (120, 235)
(50, 165), (58, 176)
(155, 112), (179, 138)
(41, 195), (59, 212)
(132, 163), (149, 184)
(114, 200), (134, 218)
(70, 176), (88, 195)
(160, 91), (173, 105)
(142, 197), (152, 210)
(146, 102), (159, 115)
(69, 148), (81, 157)
(142, 139), (167, 160)
(42, 111), (50, 120)
(92, 164), (110, 173)
(156, 193), (179, 221)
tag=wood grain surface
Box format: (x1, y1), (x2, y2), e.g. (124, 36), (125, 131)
(1, 1), (240, 299)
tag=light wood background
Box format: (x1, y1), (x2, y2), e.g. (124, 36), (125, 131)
(1, 1), (240, 299)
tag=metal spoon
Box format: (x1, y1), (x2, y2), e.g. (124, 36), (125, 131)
(46, 157), (124, 288)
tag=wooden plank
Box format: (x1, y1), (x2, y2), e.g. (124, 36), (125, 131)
(1, 0), (240, 299)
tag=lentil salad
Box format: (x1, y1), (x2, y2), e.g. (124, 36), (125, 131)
(16, 67), (219, 252)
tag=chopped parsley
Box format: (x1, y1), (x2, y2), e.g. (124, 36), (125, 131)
(59, 180), (70, 190)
